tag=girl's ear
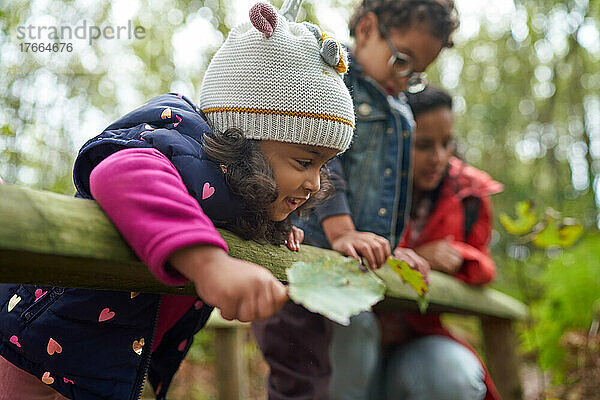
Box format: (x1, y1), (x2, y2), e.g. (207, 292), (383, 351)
(354, 12), (379, 48)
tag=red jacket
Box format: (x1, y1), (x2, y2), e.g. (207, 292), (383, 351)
(401, 157), (502, 284)
(383, 157), (504, 400)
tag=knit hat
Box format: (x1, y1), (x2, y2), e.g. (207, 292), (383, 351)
(199, 2), (354, 152)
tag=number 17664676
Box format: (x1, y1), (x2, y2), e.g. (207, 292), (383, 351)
(20, 42), (73, 52)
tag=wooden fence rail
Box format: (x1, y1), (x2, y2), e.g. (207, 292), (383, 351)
(0, 184), (527, 399)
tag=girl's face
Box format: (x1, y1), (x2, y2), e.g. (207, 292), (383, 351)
(259, 140), (338, 221)
(412, 107), (455, 192)
(354, 13), (444, 97)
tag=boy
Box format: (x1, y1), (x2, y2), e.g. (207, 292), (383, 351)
(253, 1), (459, 399)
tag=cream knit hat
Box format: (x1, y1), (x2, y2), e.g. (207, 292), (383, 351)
(199, 2), (354, 152)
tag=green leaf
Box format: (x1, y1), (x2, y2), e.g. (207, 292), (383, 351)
(499, 201), (537, 235)
(532, 218), (584, 249)
(286, 258), (385, 325)
(385, 256), (429, 295)
(416, 294), (429, 314)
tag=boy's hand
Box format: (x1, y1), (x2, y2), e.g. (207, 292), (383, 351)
(169, 245), (288, 322)
(414, 236), (463, 274)
(329, 230), (391, 269)
(285, 226), (304, 252)
(321, 215), (391, 269)
(393, 247), (431, 282)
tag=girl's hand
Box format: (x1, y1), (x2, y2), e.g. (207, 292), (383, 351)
(169, 245), (288, 322)
(285, 226), (304, 252)
(393, 247), (431, 283)
(414, 236), (463, 275)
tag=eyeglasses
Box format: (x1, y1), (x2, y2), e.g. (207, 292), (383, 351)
(379, 25), (428, 94)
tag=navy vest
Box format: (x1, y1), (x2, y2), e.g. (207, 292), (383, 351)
(0, 93), (241, 399)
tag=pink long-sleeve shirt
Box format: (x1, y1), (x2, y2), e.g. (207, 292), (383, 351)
(89, 147), (228, 351)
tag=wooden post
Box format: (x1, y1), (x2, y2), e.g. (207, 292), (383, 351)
(214, 327), (249, 400)
(481, 317), (523, 400)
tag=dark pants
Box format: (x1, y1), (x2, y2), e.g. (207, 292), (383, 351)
(252, 302), (333, 400)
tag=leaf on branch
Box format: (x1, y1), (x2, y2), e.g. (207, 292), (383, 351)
(499, 200), (537, 235)
(532, 217), (584, 249)
(385, 256), (429, 313)
(286, 258), (385, 326)
(385, 256), (429, 295)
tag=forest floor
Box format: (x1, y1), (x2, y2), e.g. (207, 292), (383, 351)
(142, 322), (600, 400)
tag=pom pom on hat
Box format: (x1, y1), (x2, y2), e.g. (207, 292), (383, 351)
(200, 2), (354, 153)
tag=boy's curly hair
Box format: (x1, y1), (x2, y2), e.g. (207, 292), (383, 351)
(201, 128), (332, 245)
(349, 0), (459, 48)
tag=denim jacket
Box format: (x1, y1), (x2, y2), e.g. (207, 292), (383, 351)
(294, 52), (414, 248)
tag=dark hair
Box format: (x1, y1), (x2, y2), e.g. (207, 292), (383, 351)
(405, 85), (453, 118)
(201, 128), (332, 245)
(349, 0), (459, 48)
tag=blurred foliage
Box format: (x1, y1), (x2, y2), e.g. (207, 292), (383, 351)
(500, 200), (596, 388)
(1, 0), (598, 223)
(500, 200), (538, 235)
(521, 233), (600, 382)
(500, 200), (584, 248)
(186, 328), (215, 363)
(423, 0), (599, 297)
(0, 0), (329, 193)
(2, 0), (598, 218)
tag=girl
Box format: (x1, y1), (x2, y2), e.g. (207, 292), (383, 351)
(0, 2), (354, 399)
(375, 85), (503, 400)
(253, 1), (458, 398)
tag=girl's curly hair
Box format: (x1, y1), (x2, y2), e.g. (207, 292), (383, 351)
(201, 128), (332, 245)
(349, 0), (459, 48)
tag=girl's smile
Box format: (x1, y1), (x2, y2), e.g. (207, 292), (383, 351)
(285, 195), (310, 211)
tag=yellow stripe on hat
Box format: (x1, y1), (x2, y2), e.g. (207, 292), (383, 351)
(203, 106), (354, 128)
